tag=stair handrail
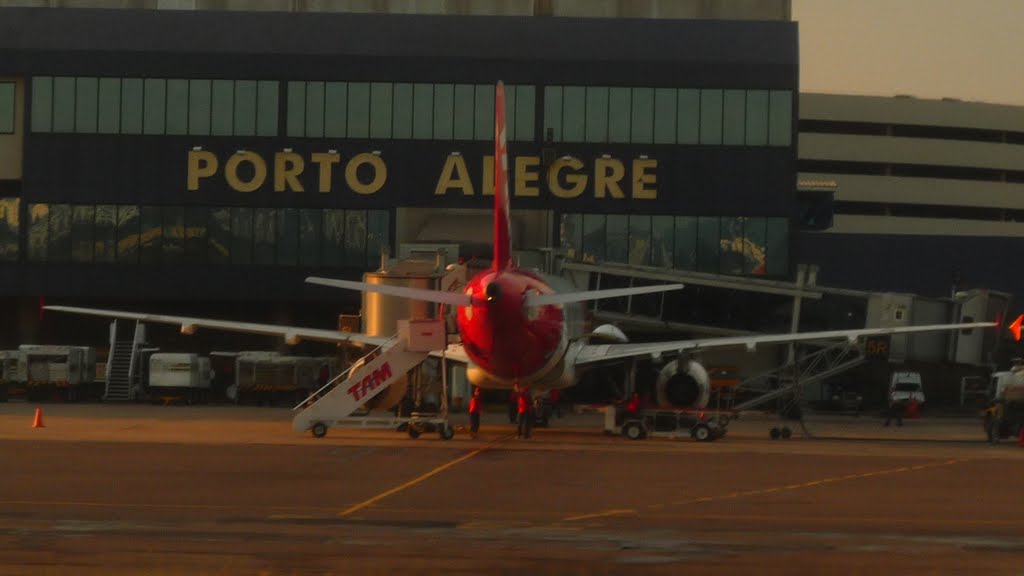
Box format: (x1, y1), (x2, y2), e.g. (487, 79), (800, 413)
(292, 333), (400, 411)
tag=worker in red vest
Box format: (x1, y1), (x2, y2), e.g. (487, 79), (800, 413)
(516, 387), (532, 439)
(468, 387), (482, 439)
(626, 392), (641, 415)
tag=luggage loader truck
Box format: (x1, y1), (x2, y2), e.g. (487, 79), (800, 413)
(984, 368), (1024, 443)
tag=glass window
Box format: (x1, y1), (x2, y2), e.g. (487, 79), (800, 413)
(166, 79), (189, 136)
(347, 82), (370, 138)
(581, 214), (606, 263)
(71, 205), (94, 263)
(722, 89), (745, 145)
(29, 204), (48, 261)
(627, 214), (651, 265)
(322, 209), (346, 267)
(630, 87), (654, 144)
(188, 79), (211, 136)
(696, 216), (720, 272)
(256, 80), (278, 137)
(343, 210), (367, 267)
(543, 86), (561, 142)
(139, 206), (162, 264)
(211, 80), (234, 137)
(453, 84), (474, 140)
(143, 78), (166, 135)
(298, 209), (322, 267)
(677, 89), (700, 144)
(474, 83), (494, 141)
(699, 89), (722, 145)
(608, 87), (630, 144)
(769, 90), (792, 146)
(0, 83), (14, 134)
(117, 205), (140, 264)
(504, 85), (517, 141)
(120, 78), (143, 135)
(98, 79), (123, 134)
(514, 85), (535, 142)
(392, 83), (413, 140)
(0, 198), (19, 261)
(367, 210), (390, 268)
(184, 206), (206, 263)
(233, 80), (256, 137)
(766, 217), (789, 276)
(47, 204), (71, 263)
(651, 215), (674, 268)
(230, 207), (252, 265)
(432, 84), (454, 140)
(559, 213), (582, 260)
(253, 208), (275, 265)
(305, 81), (325, 138)
(94, 204), (117, 263)
(207, 207), (231, 264)
(74, 77), (98, 134)
(412, 83), (433, 140)
(605, 215), (628, 263)
(673, 216), (697, 270)
(743, 216), (767, 275)
(719, 216), (745, 274)
(584, 86), (608, 143)
(324, 81), (348, 138)
(286, 81), (305, 138)
(160, 206), (184, 263)
(561, 86), (585, 143)
(52, 77), (76, 133)
(653, 88), (676, 145)
(745, 90), (769, 146)
(31, 77), (53, 132)
(370, 82), (392, 139)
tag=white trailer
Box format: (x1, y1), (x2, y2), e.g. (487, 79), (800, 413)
(14, 345), (97, 401)
(147, 353), (212, 405)
(225, 352), (336, 406)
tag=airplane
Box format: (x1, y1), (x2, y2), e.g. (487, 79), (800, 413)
(45, 81), (1018, 423)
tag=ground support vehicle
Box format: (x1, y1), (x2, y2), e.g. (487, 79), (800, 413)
(604, 407), (732, 442)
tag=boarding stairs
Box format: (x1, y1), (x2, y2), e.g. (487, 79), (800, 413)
(105, 319), (145, 401)
(292, 319), (447, 437)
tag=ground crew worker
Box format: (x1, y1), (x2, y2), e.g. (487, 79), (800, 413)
(507, 385), (519, 423)
(516, 387), (532, 439)
(468, 387), (482, 439)
(884, 398), (907, 427)
(626, 392), (641, 415)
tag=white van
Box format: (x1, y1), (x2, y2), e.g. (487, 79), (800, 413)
(889, 371), (925, 405)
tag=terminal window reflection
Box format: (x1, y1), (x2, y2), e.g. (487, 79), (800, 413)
(0, 198), (18, 261)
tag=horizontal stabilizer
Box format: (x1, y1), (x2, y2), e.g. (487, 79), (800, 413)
(525, 283), (684, 306)
(306, 276), (473, 307)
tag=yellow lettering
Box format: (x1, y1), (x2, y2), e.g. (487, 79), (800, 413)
(632, 159), (657, 199)
(311, 152), (340, 193)
(514, 156), (540, 197)
(595, 158), (625, 199)
(548, 157), (587, 199)
(434, 155), (475, 196)
(345, 152), (386, 195)
(482, 156), (494, 196)
(274, 152), (305, 192)
(187, 150), (217, 191)
(225, 151), (267, 193)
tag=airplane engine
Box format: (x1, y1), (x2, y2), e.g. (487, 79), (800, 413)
(655, 358), (711, 409)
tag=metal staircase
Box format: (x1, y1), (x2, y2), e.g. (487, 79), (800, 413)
(105, 319), (145, 401)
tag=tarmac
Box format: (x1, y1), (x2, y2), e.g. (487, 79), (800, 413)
(1, 401), (1024, 575)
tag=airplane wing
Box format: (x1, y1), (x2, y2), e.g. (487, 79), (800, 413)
(43, 305), (390, 346)
(574, 320), (998, 365)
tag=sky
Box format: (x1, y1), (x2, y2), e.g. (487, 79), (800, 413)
(791, 0), (1024, 106)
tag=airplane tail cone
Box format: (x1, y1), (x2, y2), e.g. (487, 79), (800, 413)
(32, 407), (44, 429)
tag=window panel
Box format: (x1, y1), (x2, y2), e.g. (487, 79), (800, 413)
(31, 77), (53, 132)
(561, 86), (585, 143)
(543, 86), (561, 142)
(696, 216), (720, 272)
(346, 82), (370, 138)
(653, 88), (676, 144)
(74, 77), (98, 134)
(71, 205), (95, 263)
(769, 90), (792, 146)
(94, 205), (118, 263)
(584, 86), (608, 143)
(52, 77), (76, 133)
(28, 204), (48, 261)
(324, 81), (348, 138)
(651, 215), (674, 268)
(0, 198), (19, 262)
(412, 83), (433, 140)
(305, 81), (325, 138)
(581, 214), (606, 262)
(473, 83), (494, 141)
(166, 79), (189, 136)
(673, 216), (697, 270)
(343, 210), (367, 267)
(766, 217), (789, 275)
(256, 80), (278, 137)
(188, 79), (211, 136)
(322, 209), (345, 267)
(453, 84), (474, 140)
(627, 214), (651, 265)
(719, 216), (745, 274)
(0, 82), (15, 134)
(253, 208), (275, 265)
(160, 206), (184, 263)
(143, 78), (166, 135)
(559, 213), (582, 260)
(608, 87), (630, 143)
(745, 89), (768, 146)
(117, 205), (140, 264)
(722, 89), (745, 145)
(432, 84), (453, 140)
(232, 80), (256, 136)
(676, 89), (699, 144)
(743, 216), (767, 275)
(298, 209), (322, 267)
(208, 207), (231, 264)
(48, 204), (71, 263)
(139, 206), (162, 264)
(230, 207), (253, 265)
(286, 81), (305, 138)
(514, 85), (534, 141)
(504, 85), (516, 141)
(605, 214), (628, 264)
(369, 82), (392, 139)
(367, 210), (389, 268)
(184, 206), (207, 263)
(630, 87), (654, 144)
(699, 89), (722, 145)
(120, 78), (143, 135)
(392, 83), (413, 140)
(211, 80), (234, 136)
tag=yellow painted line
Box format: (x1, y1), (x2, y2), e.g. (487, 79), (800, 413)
(338, 435), (511, 518)
(563, 508), (636, 522)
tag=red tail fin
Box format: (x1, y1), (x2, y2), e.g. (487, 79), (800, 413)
(1010, 314), (1023, 341)
(493, 81), (512, 270)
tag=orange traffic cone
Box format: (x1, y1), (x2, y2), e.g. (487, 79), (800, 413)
(32, 407), (44, 429)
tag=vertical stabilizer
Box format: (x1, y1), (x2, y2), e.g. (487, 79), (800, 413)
(493, 81), (512, 270)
